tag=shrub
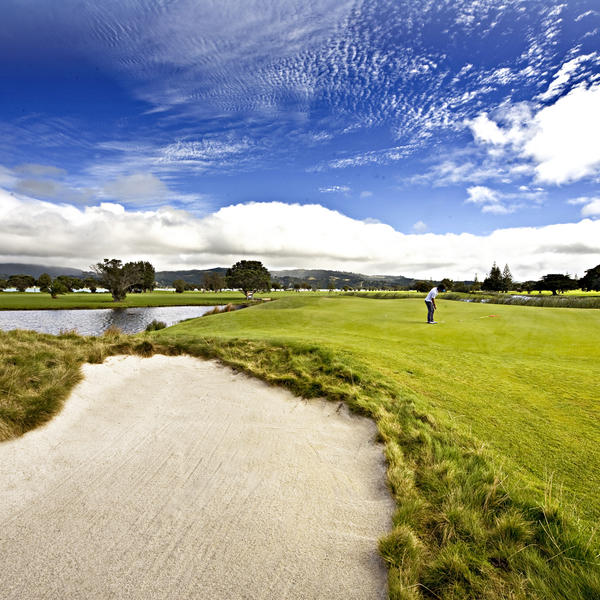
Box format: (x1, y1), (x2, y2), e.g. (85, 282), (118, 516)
(145, 320), (167, 331)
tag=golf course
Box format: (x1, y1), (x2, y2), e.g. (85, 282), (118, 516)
(1, 293), (599, 599)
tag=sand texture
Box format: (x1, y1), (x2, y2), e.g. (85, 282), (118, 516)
(0, 354), (393, 599)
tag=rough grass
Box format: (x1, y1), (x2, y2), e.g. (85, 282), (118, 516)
(2, 295), (599, 599)
(442, 292), (600, 309)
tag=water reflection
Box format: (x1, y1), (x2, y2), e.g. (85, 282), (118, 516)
(0, 305), (224, 336)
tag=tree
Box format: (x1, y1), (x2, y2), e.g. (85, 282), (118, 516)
(83, 277), (98, 293)
(0, 279), (7, 291)
(203, 272), (225, 291)
(502, 264), (513, 292)
(48, 279), (67, 299)
(537, 273), (577, 295)
(135, 261), (155, 292)
(518, 280), (537, 294)
(226, 260), (271, 298)
(173, 279), (187, 293)
(92, 259), (142, 301)
(482, 262), (503, 292)
(579, 264), (600, 291)
(55, 275), (81, 292)
(37, 273), (52, 293)
(452, 281), (471, 293)
(271, 281), (281, 291)
(440, 278), (453, 292)
(414, 280), (431, 293)
(8, 274), (36, 292)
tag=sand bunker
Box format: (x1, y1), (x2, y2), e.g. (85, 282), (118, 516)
(0, 355), (393, 599)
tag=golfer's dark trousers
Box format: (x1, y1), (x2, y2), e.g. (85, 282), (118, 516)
(425, 300), (434, 322)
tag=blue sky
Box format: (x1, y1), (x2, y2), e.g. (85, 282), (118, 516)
(1, 0), (599, 279)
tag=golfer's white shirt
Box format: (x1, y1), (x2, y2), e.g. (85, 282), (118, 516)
(425, 287), (438, 302)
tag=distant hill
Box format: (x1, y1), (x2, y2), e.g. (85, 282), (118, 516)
(270, 269), (415, 289)
(155, 267), (227, 287)
(156, 267), (415, 289)
(0, 263), (87, 279)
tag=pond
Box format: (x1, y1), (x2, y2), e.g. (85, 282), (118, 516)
(0, 305), (224, 336)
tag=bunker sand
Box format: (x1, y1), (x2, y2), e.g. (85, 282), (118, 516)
(0, 355), (393, 599)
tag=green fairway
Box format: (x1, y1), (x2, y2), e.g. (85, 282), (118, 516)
(0, 290), (319, 310)
(160, 295), (600, 526)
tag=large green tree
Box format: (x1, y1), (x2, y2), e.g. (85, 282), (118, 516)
(537, 273), (577, 295)
(92, 259), (142, 301)
(7, 274), (36, 292)
(414, 280), (432, 293)
(226, 260), (270, 298)
(136, 261), (156, 292)
(37, 273), (52, 293)
(55, 275), (81, 292)
(579, 264), (600, 291)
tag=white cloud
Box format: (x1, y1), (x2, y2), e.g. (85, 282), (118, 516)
(582, 201), (600, 217)
(360, 191), (373, 199)
(524, 84), (600, 184)
(103, 173), (169, 202)
(14, 163), (67, 177)
(568, 197), (600, 217)
(412, 220), (427, 233)
(160, 139), (252, 163)
(537, 53), (597, 101)
(1, 189), (598, 280)
(465, 186), (514, 214)
(0, 166), (18, 188)
(469, 84), (600, 185)
(466, 186), (499, 205)
(319, 185), (350, 193)
(465, 185), (541, 215)
(469, 114), (507, 145)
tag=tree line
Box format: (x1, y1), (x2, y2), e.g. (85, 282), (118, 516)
(0, 260), (156, 300)
(417, 262), (600, 296)
(1, 259), (598, 299)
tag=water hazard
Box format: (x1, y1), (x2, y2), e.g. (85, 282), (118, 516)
(0, 305), (224, 336)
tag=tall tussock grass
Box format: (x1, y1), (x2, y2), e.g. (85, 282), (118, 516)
(2, 327), (599, 598)
(0, 329), (177, 440)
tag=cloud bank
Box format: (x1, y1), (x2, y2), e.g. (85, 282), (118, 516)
(1, 190), (598, 280)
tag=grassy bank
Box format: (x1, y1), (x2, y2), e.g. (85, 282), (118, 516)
(2, 295), (599, 598)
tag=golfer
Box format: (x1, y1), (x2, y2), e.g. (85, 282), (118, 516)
(425, 284), (445, 323)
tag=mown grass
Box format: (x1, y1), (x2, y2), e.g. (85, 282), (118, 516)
(2, 295), (599, 599)
(0, 290), (324, 310)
